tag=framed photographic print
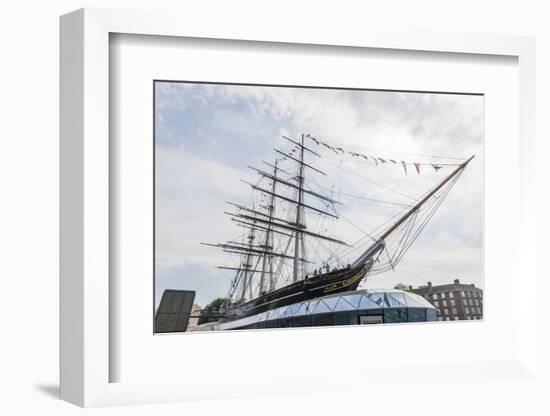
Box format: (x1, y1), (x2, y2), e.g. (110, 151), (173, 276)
(152, 81), (483, 334)
(60, 7), (538, 408)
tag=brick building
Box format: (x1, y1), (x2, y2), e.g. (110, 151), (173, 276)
(410, 279), (483, 321)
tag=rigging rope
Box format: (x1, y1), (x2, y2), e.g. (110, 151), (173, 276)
(322, 157), (419, 202)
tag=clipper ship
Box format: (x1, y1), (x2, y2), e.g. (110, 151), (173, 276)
(203, 134), (474, 322)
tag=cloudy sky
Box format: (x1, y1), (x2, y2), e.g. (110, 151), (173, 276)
(155, 82), (483, 308)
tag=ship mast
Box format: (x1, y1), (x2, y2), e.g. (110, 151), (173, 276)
(240, 227), (256, 301)
(293, 134), (305, 282)
(259, 160), (278, 294)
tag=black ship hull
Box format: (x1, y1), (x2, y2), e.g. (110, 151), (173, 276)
(222, 265), (368, 321)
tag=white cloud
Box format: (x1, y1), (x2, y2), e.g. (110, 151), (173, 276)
(155, 144), (249, 268)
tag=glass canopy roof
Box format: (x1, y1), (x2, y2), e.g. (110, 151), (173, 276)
(197, 289), (436, 331)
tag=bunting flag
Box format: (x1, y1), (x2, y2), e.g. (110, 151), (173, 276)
(302, 135), (459, 176)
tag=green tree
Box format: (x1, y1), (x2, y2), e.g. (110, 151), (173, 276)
(198, 297), (229, 325)
(393, 282), (410, 291)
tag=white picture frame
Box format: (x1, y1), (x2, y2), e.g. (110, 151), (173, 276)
(60, 8), (537, 408)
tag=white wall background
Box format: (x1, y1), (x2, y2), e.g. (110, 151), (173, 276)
(0, 1), (548, 415)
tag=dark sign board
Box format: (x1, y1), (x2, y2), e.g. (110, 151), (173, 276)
(155, 290), (196, 333)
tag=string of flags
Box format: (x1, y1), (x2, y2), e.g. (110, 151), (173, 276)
(299, 135), (458, 175)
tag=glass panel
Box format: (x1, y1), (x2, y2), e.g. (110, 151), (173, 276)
(387, 293), (407, 307)
(334, 311), (358, 325)
(358, 295), (381, 310)
(278, 306), (289, 318)
(314, 300), (331, 314)
(292, 315), (312, 327)
(308, 300), (320, 314)
(383, 308), (408, 323)
(404, 293), (427, 308)
(322, 296), (339, 311)
(344, 294), (363, 309)
(408, 308), (426, 322)
(280, 318), (293, 328)
(311, 313), (333, 327)
(367, 293), (385, 307)
(295, 302), (307, 316)
(265, 319), (279, 328)
(289, 303), (301, 316)
(333, 297), (355, 311)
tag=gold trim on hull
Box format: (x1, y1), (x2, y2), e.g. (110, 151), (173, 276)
(323, 268), (367, 293)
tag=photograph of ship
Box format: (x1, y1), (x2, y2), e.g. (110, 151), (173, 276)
(154, 81), (483, 333)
